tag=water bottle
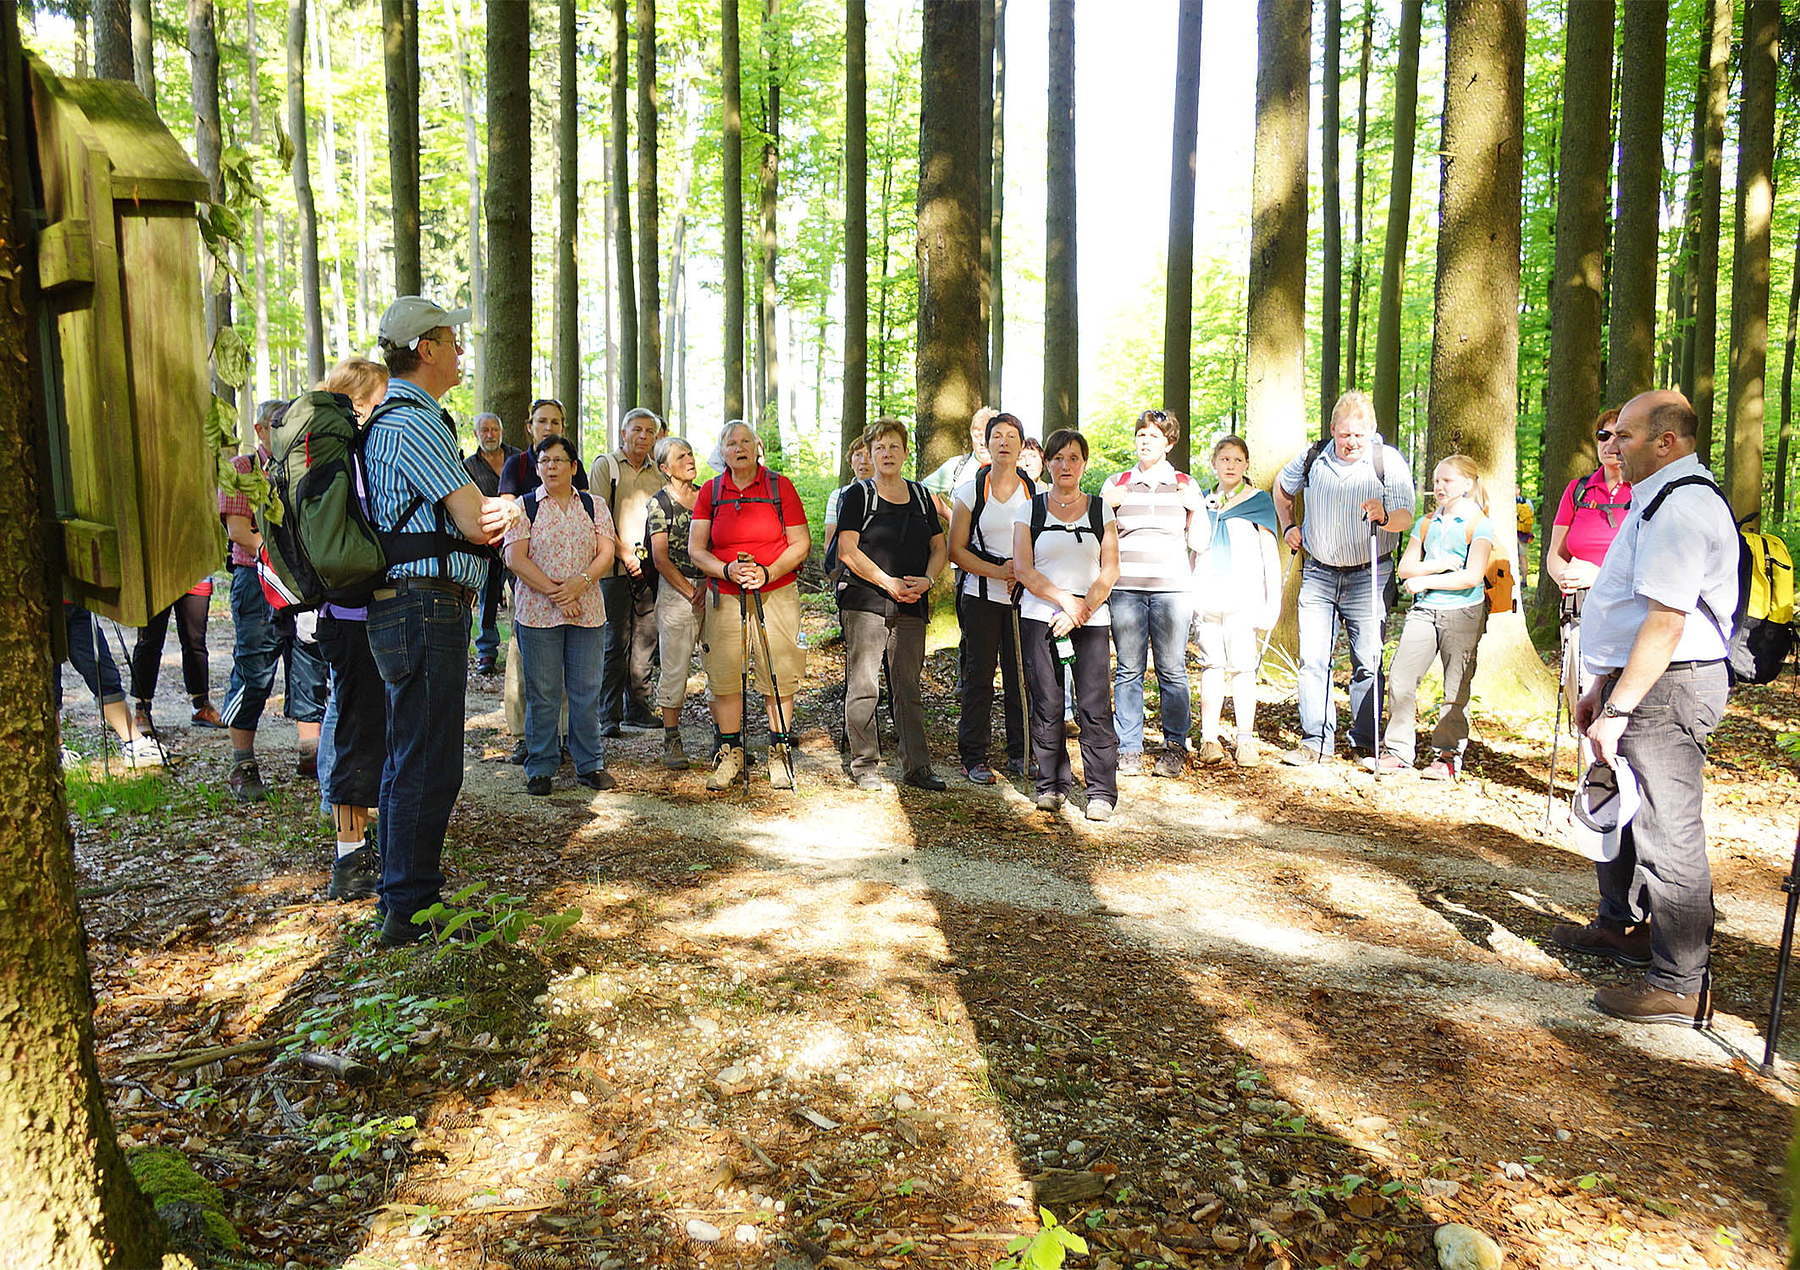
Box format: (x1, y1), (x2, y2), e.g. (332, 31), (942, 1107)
(1054, 633), (1076, 665)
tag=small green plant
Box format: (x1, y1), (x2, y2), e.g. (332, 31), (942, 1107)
(174, 1084), (220, 1113)
(410, 881), (583, 951)
(995, 1207), (1088, 1270)
(310, 1112), (418, 1166)
(285, 986), (463, 1060)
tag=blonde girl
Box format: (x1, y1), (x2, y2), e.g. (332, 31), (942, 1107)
(1191, 436), (1281, 766)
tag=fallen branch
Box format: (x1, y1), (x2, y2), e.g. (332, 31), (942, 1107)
(120, 1037), (286, 1070)
(734, 1130), (777, 1173)
(77, 879), (167, 900)
(298, 1051), (376, 1086)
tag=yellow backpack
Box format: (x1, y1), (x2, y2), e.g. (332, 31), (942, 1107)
(1746, 530), (1795, 625)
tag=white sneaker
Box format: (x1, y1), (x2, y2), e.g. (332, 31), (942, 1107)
(121, 737), (164, 768)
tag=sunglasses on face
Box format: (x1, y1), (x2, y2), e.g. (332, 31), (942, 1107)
(1595, 429), (1613, 442)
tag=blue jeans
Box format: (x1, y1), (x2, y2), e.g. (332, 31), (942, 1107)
(222, 565), (328, 731)
(1109, 590), (1192, 755)
(368, 588), (473, 922)
(517, 622), (607, 779)
(60, 603), (125, 708)
(1297, 558), (1392, 755)
(474, 559), (507, 663)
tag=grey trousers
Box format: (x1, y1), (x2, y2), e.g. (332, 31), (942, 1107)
(1597, 660), (1728, 994)
(842, 607), (928, 778)
(1381, 601), (1487, 764)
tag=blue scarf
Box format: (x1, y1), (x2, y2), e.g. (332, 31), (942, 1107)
(1209, 487), (1280, 572)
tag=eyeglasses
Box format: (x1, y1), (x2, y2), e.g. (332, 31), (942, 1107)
(428, 334), (464, 354)
(537, 455), (573, 467)
(1595, 429), (1613, 442)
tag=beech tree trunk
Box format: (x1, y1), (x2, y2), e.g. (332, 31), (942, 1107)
(611, 0), (639, 416)
(93, 0), (133, 81)
(288, 0), (324, 381)
(841, 0), (868, 480)
(247, 0), (271, 403)
(556, 0), (580, 431)
(722, 0), (745, 422)
(1372, 0), (1422, 436)
(1688, 0), (1732, 462)
(381, 0), (421, 296)
(486, 0), (532, 448)
(451, 0), (485, 407)
(636, 0), (663, 414)
(758, 0), (784, 459)
(189, 0), (232, 403)
(1319, 0), (1341, 424)
(131, 0), (154, 106)
(989, 0), (1006, 402)
(0, 15), (165, 1259)
(1725, 0), (1778, 526)
(1531, 0), (1613, 639)
(1777, 219), (1799, 517)
(1163, 0), (1203, 470)
(1606, 0), (1667, 403)
(976, 0), (994, 402)
(1345, 1), (1372, 388)
(1042, 0), (1077, 435)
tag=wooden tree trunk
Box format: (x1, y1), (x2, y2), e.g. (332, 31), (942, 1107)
(1777, 218), (1800, 517)
(131, 0), (154, 106)
(247, 0), (271, 403)
(1689, 0), (1732, 462)
(313, 5), (348, 358)
(1606, 0), (1667, 403)
(989, 0), (1006, 403)
(1163, 0), (1202, 470)
(759, 0), (783, 459)
(381, 0), (421, 296)
(610, 0), (639, 414)
(841, 0), (868, 480)
(1345, 1), (1372, 388)
(451, 0), (484, 408)
(1726, 0), (1778, 525)
(722, 0), (745, 422)
(918, 0), (982, 500)
(1319, 0), (1341, 424)
(556, 0), (580, 432)
(486, 0), (532, 448)
(636, 0), (663, 414)
(1372, 0), (1421, 436)
(1430, 0), (1548, 710)
(1042, 0), (1077, 435)
(189, 0), (232, 403)
(0, 17), (166, 1261)
(603, 137), (617, 429)
(1530, 0), (1613, 640)
(288, 0), (324, 381)
(976, 0), (993, 401)
(93, 0), (133, 80)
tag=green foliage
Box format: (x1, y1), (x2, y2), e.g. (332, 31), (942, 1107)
(411, 880), (583, 953)
(995, 1207), (1088, 1270)
(309, 1111), (419, 1167)
(284, 985), (464, 1061)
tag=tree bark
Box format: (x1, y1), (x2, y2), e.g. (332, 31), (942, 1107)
(1777, 217), (1800, 518)
(556, 0), (580, 432)
(1042, 0), (1077, 435)
(487, 0), (532, 448)
(1319, 0), (1342, 425)
(381, 0), (421, 296)
(0, 14), (165, 1260)
(1689, 0), (1732, 462)
(1371, 0), (1421, 436)
(636, 0), (663, 415)
(93, 0), (133, 81)
(758, 0), (783, 459)
(189, 0), (232, 403)
(722, 0), (745, 422)
(1531, 0), (1613, 639)
(1606, 0), (1667, 403)
(976, 0), (993, 402)
(1430, 0), (1548, 710)
(989, 0), (1006, 403)
(1726, 0), (1778, 525)
(247, 0), (271, 403)
(1345, 1), (1372, 389)
(288, 0), (324, 382)
(610, 0), (639, 417)
(131, 0), (155, 106)
(313, 4), (348, 358)
(451, 0), (484, 408)
(841, 0), (868, 480)
(1163, 0), (1203, 470)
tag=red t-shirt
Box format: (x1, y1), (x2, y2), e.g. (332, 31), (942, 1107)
(1552, 469), (1633, 567)
(692, 466), (809, 594)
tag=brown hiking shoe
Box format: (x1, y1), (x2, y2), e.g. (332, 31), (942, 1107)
(1549, 919), (1652, 969)
(1592, 979), (1712, 1028)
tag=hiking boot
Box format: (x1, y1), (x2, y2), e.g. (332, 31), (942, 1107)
(328, 842), (380, 901)
(1592, 979), (1713, 1028)
(190, 701), (224, 729)
(904, 768), (948, 791)
(707, 744), (746, 791)
(509, 738), (528, 765)
(1154, 748), (1188, 779)
(1234, 735), (1261, 767)
(854, 772), (890, 792)
(1421, 756), (1457, 781)
(526, 774), (553, 796)
(297, 750), (319, 781)
(1004, 756), (1029, 777)
(379, 908), (493, 948)
(475, 656), (498, 675)
(1550, 919), (1652, 969)
(1197, 740), (1227, 765)
(576, 768), (617, 791)
(1034, 792), (1064, 812)
(229, 760), (267, 803)
(1119, 751), (1149, 777)
(133, 700), (154, 735)
(661, 731), (690, 770)
(963, 762), (996, 786)
(1085, 799), (1115, 823)
(1364, 752), (1408, 774)
(768, 744), (796, 790)
(1280, 746), (1329, 766)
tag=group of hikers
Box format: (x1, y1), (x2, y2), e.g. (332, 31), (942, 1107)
(64, 296), (1740, 1031)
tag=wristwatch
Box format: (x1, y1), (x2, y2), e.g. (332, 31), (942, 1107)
(1601, 701), (1633, 719)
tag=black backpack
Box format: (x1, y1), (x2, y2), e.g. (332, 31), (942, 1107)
(1639, 474), (1795, 686)
(1026, 491), (1107, 545)
(522, 487), (597, 526)
(963, 465), (1036, 601)
(823, 477), (933, 586)
(1570, 471), (1632, 529)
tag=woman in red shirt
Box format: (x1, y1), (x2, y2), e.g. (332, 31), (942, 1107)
(689, 421), (812, 792)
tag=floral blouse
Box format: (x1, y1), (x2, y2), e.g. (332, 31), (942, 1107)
(502, 490), (617, 629)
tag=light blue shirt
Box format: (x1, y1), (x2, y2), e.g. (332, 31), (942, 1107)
(1277, 439), (1416, 566)
(362, 378), (486, 589)
(1414, 509), (1494, 610)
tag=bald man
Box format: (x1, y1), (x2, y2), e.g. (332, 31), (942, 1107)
(1562, 389), (1739, 1029)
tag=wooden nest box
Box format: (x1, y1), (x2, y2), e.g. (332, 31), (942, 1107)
(28, 56), (217, 627)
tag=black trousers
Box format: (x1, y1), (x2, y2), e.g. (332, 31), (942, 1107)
(956, 592), (1027, 769)
(130, 591), (212, 703)
(1020, 617), (1118, 804)
(316, 612), (386, 809)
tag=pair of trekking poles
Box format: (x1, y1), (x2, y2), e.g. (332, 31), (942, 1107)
(732, 552), (794, 798)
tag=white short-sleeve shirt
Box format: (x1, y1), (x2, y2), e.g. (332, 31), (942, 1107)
(953, 473), (1032, 603)
(1014, 496), (1117, 627)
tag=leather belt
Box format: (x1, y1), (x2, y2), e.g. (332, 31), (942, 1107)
(371, 577), (477, 606)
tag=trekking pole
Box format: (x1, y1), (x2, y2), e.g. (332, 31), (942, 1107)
(1367, 517), (1384, 774)
(1542, 670), (1564, 836)
(748, 588), (796, 789)
(1009, 601), (1034, 779)
(1762, 821), (1800, 1072)
(737, 585), (752, 799)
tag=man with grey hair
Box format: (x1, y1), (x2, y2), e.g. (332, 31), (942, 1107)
(463, 412), (520, 674)
(596, 407), (667, 734)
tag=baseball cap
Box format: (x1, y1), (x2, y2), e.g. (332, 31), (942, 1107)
(378, 296), (472, 349)
(1573, 755), (1641, 835)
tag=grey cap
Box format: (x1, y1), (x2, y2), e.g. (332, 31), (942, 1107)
(378, 295), (472, 349)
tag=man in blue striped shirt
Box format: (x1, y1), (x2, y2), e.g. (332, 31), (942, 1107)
(1273, 391), (1416, 764)
(364, 296), (521, 946)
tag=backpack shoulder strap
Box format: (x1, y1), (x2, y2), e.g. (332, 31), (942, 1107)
(1087, 494), (1105, 539)
(1029, 493), (1048, 542)
(1372, 439), (1387, 485)
(579, 490), (597, 522)
(1640, 474), (1726, 522)
(856, 478), (879, 533)
(523, 488), (542, 524)
(1299, 437), (1330, 487)
(908, 479), (932, 520)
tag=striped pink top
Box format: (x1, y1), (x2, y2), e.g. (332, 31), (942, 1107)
(1101, 461), (1201, 592)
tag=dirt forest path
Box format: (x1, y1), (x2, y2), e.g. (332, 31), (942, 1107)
(61, 606), (1800, 1269)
